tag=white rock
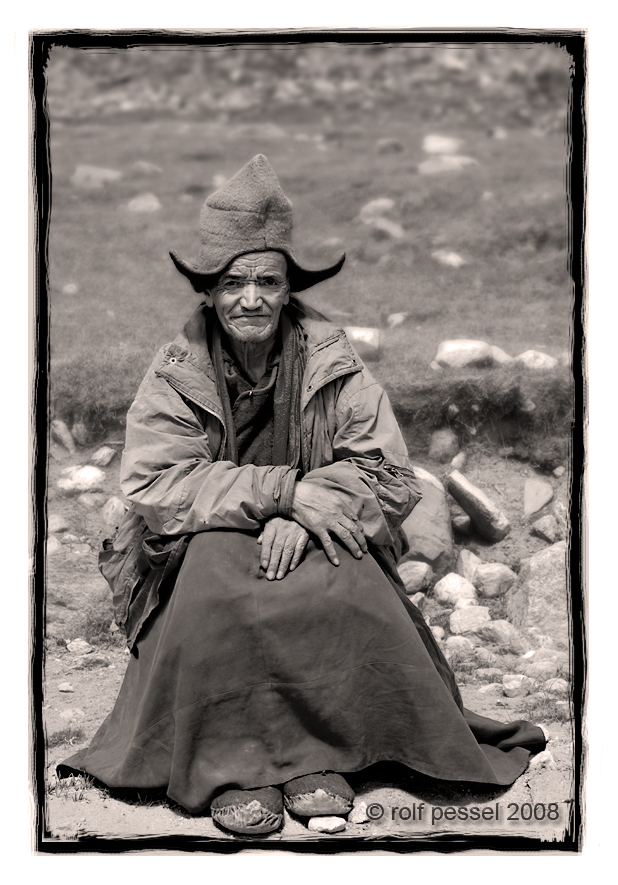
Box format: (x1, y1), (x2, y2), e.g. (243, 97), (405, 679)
(62, 283), (79, 295)
(51, 419), (76, 455)
(71, 422), (89, 446)
(477, 683), (503, 696)
(502, 674), (534, 698)
(543, 677), (569, 695)
(475, 667), (504, 680)
(419, 155), (478, 175)
(475, 647), (497, 665)
(59, 708), (87, 722)
(423, 135), (462, 155)
(515, 350), (559, 370)
(430, 626), (445, 641)
(527, 750), (557, 773)
(430, 361), (442, 372)
(46, 536), (63, 556)
(58, 683), (74, 693)
(48, 514), (70, 534)
(490, 345), (515, 365)
(348, 801), (370, 824)
(450, 452), (467, 472)
(67, 638), (93, 655)
(90, 446), (117, 467)
(71, 165), (122, 189)
(434, 573), (477, 606)
(454, 597), (477, 609)
(372, 217), (405, 239)
(398, 561), (433, 594)
(431, 250), (467, 268)
(60, 534), (80, 545)
(358, 198), (395, 224)
(71, 544), (93, 556)
(456, 549), (482, 584)
(523, 660), (562, 680)
(344, 326), (381, 361)
(307, 816), (347, 833)
(411, 466), (444, 493)
(77, 492), (105, 509)
(553, 466), (565, 478)
(56, 465), (106, 494)
(102, 496), (127, 527)
(127, 193), (161, 213)
(475, 563), (517, 598)
(387, 312), (408, 329)
(408, 592), (427, 610)
(531, 515), (559, 543)
(446, 635), (475, 652)
(524, 479), (554, 517)
(435, 340), (493, 369)
(132, 160), (163, 175)
(450, 606), (491, 634)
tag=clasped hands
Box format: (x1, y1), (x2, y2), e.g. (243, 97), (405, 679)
(258, 482), (368, 581)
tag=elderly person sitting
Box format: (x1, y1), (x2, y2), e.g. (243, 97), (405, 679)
(61, 155), (546, 836)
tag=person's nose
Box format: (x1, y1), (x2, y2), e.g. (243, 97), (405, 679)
(239, 283), (263, 310)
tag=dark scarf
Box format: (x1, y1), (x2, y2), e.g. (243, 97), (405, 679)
(211, 310), (304, 470)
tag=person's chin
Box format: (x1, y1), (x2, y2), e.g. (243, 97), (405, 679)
(227, 320), (274, 342)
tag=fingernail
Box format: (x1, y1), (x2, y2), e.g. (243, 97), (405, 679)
(334, 558), (339, 566)
(267, 571), (275, 580)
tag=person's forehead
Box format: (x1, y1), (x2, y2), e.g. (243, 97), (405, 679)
(223, 252), (287, 275)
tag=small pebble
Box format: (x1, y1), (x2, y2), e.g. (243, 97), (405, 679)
(553, 466), (565, 478)
(58, 683), (74, 693)
(348, 801), (370, 824)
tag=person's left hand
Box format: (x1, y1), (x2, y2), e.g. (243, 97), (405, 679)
(258, 517), (309, 581)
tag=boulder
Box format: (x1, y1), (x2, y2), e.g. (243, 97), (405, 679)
(51, 419), (76, 454)
(408, 592), (427, 611)
(344, 326), (381, 361)
(348, 801), (370, 824)
(102, 496), (127, 528)
(475, 563), (517, 598)
(434, 573), (476, 606)
(48, 514), (69, 534)
(447, 471), (511, 541)
(71, 164), (122, 189)
(57, 466), (106, 494)
(490, 345), (514, 365)
(411, 466), (444, 493)
(475, 647), (497, 665)
(456, 549), (482, 584)
(428, 428), (460, 463)
(531, 514), (559, 543)
(475, 668), (504, 680)
(397, 561), (433, 594)
(522, 659), (562, 680)
(445, 636), (475, 653)
(132, 160), (163, 175)
(502, 674), (534, 698)
(543, 677), (569, 695)
(422, 135), (462, 154)
(77, 493), (105, 509)
(450, 452), (467, 472)
(58, 683), (75, 693)
(453, 597), (477, 610)
(449, 606), (491, 634)
(477, 683), (503, 696)
(127, 193), (161, 213)
(358, 198), (395, 224)
(551, 501), (568, 540)
(90, 446), (117, 467)
(430, 626), (445, 641)
(66, 638), (93, 655)
(46, 536), (63, 556)
(71, 422), (90, 446)
(451, 509), (472, 536)
(515, 350), (559, 370)
(524, 479), (554, 517)
(400, 474), (454, 576)
(527, 750), (557, 773)
(60, 534), (80, 545)
(474, 620), (528, 654)
(506, 541), (568, 650)
(431, 250), (467, 268)
(553, 466), (565, 478)
(387, 312), (408, 329)
(376, 138), (405, 154)
(418, 155), (477, 175)
(429, 361), (442, 372)
(435, 340), (493, 369)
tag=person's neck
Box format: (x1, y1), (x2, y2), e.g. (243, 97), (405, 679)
(227, 336), (277, 384)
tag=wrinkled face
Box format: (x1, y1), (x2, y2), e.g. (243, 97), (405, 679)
(205, 252), (290, 344)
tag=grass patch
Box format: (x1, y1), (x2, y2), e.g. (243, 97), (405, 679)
(520, 690), (571, 724)
(47, 726), (86, 750)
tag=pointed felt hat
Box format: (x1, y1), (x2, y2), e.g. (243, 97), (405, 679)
(170, 154), (345, 293)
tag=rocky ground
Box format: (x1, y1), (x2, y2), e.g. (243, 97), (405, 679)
(41, 436), (576, 846)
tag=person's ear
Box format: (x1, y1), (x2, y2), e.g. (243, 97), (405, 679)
(283, 284), (290, 306)
(203, 290), (215, 308)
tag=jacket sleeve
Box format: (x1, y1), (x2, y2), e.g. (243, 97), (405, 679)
(300, 373), (422, 550)
(120, 381), (298, 536)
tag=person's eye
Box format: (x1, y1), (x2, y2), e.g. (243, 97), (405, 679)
(223, 279), (242, 289)
(261, 278), (280, 287)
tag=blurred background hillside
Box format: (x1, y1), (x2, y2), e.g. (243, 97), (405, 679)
(46, 41), (574, 457)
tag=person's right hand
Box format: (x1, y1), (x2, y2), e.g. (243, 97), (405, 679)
(290, 481), (368, 567)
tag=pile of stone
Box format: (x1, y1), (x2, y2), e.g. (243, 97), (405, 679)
(431, 339), (560, 371)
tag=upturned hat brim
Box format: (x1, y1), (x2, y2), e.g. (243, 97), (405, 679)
(169, 248), (345, 294)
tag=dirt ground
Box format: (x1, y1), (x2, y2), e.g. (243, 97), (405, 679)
(41, 441), (576, 848)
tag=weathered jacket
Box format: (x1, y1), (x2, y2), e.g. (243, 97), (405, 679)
(104, 300), (421, 647)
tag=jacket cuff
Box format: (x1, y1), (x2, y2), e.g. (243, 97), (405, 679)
(276, 467), (300, 518)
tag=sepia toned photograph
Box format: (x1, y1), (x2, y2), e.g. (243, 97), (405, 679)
(30, 30), (585, 853)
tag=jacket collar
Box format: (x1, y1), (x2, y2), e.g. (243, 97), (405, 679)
(154, 303), (361, 418)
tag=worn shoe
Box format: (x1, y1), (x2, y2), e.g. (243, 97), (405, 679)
(210, 786), (284, 835)
(283, 772), (354, 817)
